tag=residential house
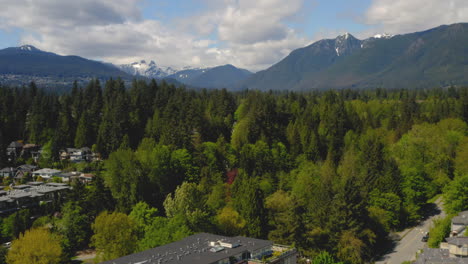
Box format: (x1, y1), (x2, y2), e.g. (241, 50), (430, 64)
(32, 168), (61, 180)
(0, 183), (70, 215)
(415, 248), (466, 264)
(57, 172), (73, 182)
(6, 141), (23, 161)
(59, 147), (93, 162)
(57, 171), (82, 182)
(440, 237), (468, 258)
(21, 144), (41, 162)
(101, 233), (297, 264)
(79, 173), (95, 184)
(416, 235), (468, 263)
(14, 164), (38, 181)
(0, 167), (16, 178)
(451, 211), (468, 237)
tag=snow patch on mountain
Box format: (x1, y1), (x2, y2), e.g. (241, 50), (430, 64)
(373, 33), (394, 39)
(334, 33), (361, 57)
(118, 60), (178, 79)
(19, 45), (40, 52)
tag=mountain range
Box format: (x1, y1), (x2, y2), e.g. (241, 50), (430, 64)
(117, 62), (252, 89)
(0, 45), (251, 89)
(118, 60), (177, 79)
(0, 23), (466, 90)
(240, 23), (468, 90)
(165, 64), (252, 89)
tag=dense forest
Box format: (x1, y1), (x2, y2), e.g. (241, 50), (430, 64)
(0, 79), (467, 263)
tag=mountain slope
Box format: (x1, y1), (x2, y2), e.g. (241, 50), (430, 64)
(166, 64), (252, 89)
(189, 64), (252, 89)
(166, 67), (210, 84)
(241, 23), (468, 90)
(0, 45), (130, 78)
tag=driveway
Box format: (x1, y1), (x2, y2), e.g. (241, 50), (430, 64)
(376, 198), (446, 264)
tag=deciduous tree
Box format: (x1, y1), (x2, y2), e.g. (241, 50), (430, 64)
(6, 228), (63, 264)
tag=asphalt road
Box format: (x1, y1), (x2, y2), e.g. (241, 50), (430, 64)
(376, 198), (446, 264)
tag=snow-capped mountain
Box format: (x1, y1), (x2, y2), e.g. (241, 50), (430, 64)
(118, 60), (178, 79)
(334, 32), (361, 56)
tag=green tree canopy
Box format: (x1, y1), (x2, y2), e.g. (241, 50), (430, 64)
(91, 211), (138, 262)
(7, 228), (63, 264)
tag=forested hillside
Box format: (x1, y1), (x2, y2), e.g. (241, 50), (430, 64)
(0, 80), (467, 263)
(241, 23), (468, 90)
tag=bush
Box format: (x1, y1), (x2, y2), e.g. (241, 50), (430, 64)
(427, 216), (451, 248)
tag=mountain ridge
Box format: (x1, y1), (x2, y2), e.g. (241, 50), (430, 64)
(240, 23), (468, 90)
(1, 23), (466, 91)
(167, 64), (252, 89)
(0, 45), (131, 78)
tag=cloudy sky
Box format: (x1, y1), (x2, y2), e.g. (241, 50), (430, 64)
(0, 0), (467, 71)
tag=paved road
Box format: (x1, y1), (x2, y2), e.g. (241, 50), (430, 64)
(376, 198), (445, 264)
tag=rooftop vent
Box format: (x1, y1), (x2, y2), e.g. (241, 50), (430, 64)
(210, 246), (225, 253)
(219, 241), (240, 248)
(210, 240), (241, 249)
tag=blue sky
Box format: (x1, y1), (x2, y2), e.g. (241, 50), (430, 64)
(0, 0), (466, 71)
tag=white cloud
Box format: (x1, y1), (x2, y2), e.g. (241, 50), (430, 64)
(217, 0), (304, 44)
(22, 20), (217, 68)
(0, 0), (312, 71)
(365, 0), (468, 35)
(185, 0), (311, 71)
(0, 0), (141, 30)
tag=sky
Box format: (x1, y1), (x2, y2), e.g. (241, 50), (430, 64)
(0, 0), (467, 72)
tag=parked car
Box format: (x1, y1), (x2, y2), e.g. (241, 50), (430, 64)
(422, 232), (429, 242)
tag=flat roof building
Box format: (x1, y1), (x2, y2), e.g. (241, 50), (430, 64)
(0, 183), (70, 215)
(102, 233), (297, 264)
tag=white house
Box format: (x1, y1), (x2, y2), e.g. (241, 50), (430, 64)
(32, 168), (61, 180)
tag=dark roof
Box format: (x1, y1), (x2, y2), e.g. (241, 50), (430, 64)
(452, 211), (468, 225)
(58, 172), (74, 177)
(415, 248), (465, 264)
(445, 237), (468, 247)
(102, 233), (273, 264)
(16, 164), (38, 172)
